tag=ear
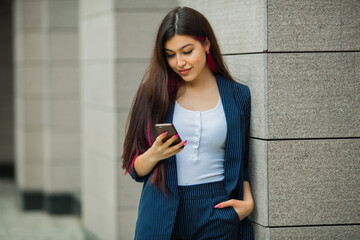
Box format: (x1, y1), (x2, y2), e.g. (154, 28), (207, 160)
(204, 37), (211, 53)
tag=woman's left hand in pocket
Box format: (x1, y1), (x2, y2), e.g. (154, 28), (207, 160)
(214, 199), (254, 221)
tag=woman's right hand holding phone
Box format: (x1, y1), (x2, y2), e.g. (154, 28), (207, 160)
(146, 132), (186, 163)
(134, 132), (186, 177)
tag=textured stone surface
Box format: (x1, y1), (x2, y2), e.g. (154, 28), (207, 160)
(49, 65), (79, 95)
(23, 98), (44, 126)
(268, 52), (360, 139)
(80, 13), (116, 60)
(252, 222), (270, 240)
(117, 210), (138, 240)
(48, 0), (78, 28)
(44, 164), (81, 192)
(224, 54), (268, 139)
(81, 61), (148, 113)
(268, 0), (360, 51)
(80, 0), (114, 17)
(49, 32), (79, 61)
(270, 225), (360, 240)
(180, 0), (267, 53)
(252, 224), (360, 240)
(82, 108), (117, 159)
(19, 163), (44, 190)
(82, 193), (116, 240)
(116, 11), (168, 59)
(248, 139), (268, 226)
(356, 53), (360, 88)
(82, 62), (116, 107)
(24, 131), (44, 161)
(268, 139), (360, 226)
(116, 61), (148, 108)
(81, 0), (177, 17)
(16, 32), (45, 61)
(118, 172), (142, 208)
(82, 152), (117, 209)
(50, 98), (80, 127)
(340, 0), (360, 50)
(115, 0), (177, 9)
(20, 65), (45, 96)
(49, 132), (80, 163)
(14, 0), (43, 30)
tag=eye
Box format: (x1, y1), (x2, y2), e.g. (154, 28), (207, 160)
(166, 53), (175, 58)
(184, 49), (193, 55)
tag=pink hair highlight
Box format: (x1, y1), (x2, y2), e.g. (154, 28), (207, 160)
(146, 117), (159, 185)
(147, 119), (153, 147)
(124, 148), (139, 175)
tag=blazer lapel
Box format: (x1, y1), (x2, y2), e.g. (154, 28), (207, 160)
(216, 75), (243, 195)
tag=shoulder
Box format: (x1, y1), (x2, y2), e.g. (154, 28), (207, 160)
(232, 81), (250, 97)
(231, 81), (251, 105)
(230, 80), (251, 121)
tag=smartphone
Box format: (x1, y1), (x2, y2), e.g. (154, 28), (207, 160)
(155, 123), (182, 147)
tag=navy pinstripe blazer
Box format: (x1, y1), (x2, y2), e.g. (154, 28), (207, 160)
(129, 75), (254, 240)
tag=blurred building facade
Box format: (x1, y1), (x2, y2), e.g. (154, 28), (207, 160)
(1, 0), (359, 239)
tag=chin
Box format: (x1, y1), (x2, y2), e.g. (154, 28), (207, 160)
(179, 74), (197, 82)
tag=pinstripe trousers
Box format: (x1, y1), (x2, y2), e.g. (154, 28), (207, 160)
(171, 181), (240, 240)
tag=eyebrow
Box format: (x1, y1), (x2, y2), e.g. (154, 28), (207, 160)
(164, 44), (194, 52)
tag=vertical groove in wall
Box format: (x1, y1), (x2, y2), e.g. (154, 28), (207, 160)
(265, 0), (270, 230)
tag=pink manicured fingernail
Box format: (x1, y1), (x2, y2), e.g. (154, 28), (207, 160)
(214, 204), (221, 208)
(183, 140), (187, 146)
(162, 131), (168, 136)
(174, 134), (179, 138)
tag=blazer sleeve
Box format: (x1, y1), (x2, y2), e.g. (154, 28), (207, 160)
(233, 83), (251, 183)
(129, 166), (149, 183)
(243, 86), (251, 183)
(127, 150), (150, 183)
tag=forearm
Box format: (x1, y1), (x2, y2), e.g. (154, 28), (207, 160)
(133, 133), (185, 178)
(133, 151), (158, 178)
(243, 181), (254, 209)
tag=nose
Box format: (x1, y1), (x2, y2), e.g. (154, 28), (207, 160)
(176, 55), (186, 68)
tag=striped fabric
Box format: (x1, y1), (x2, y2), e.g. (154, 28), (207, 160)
(129, 75), (254, 240)
(171, 181), (240, 239)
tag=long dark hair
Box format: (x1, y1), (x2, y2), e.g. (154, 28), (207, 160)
(122, 6), (235, 193)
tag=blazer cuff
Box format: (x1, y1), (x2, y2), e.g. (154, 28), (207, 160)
(129, 166), (148, 183)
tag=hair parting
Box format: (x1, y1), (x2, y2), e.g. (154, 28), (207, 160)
(174, 12), (179, 34)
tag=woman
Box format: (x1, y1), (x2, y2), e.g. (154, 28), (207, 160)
(122, 6), (254, 240)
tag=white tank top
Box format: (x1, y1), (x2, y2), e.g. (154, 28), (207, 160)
(173, 97), (227, 186)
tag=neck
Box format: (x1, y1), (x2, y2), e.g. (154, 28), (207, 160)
(185, 66), (216, 90)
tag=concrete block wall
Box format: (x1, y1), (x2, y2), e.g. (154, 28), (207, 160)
(14, 0), (47, 193)
(0, 0), (14, 173)
(180, 0), (360, 239)
(14, 0), (80, 213)
(43, 0), (80, 199)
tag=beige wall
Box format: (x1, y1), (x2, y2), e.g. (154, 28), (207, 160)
(11, 0), (360, 239)
(14, 0), (80, 207)
(179, 0), (360, 239)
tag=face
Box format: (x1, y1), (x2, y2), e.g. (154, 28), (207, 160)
(164, 35), (210, 82)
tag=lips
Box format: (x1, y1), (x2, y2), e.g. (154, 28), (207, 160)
(178, 68), (192, 75)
